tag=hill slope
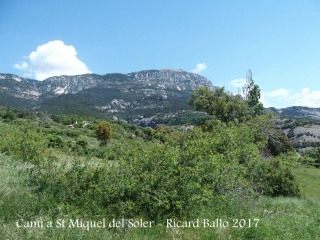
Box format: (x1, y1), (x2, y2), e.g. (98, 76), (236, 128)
(0, 69), (213, 124)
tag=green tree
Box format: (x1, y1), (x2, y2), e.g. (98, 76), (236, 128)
(287, 128), (295, 139)
(243, 70), (264, 116)
(267, 129), (295, 156)
(95, 121), (113, 146)
(189, 86), (249, 123)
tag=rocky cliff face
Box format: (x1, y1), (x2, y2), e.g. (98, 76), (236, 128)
(0, 69), (213, 124)
(37, 74), (103, 98)
(0, 74), (39, 100)
(0, 69), (213, 100)
(127, 69), (212, 90)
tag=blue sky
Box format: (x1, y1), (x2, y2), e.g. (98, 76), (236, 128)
(1, 0), (320, 108)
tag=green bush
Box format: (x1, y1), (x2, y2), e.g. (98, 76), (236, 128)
(48, 134), (64, 148)
(76, 135), (88, 148)
(0, 122), (46, 164)
(246, 159), (301, 197)
(2, 110), (17, 121)
(28, 125), (258, 220)
(0, 109), (302, 226)
(143, 127), (154, 141)
(152, 125), (174, 143)
(302, 148), (320, 168)
(268, 129), (294, 156)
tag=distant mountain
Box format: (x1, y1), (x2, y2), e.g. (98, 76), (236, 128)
(3, 70), (320, 125)
(267, 106), (320, 120)
(0, 69), (213, 124)
(265, 106), (320, 153)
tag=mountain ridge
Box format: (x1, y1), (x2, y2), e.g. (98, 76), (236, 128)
(267, 106), (320, 120)
(0, 69), (212, 100)
(0, 69), (213, 124)
(2, 70), (320, 124)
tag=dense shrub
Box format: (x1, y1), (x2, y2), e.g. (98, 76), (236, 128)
(268, 129), (294, 156)
(152, 125), (175, 143)
(302, 148), (320, 168)
(48, 134), (64, 148)
(2, 110), (17, 121)
(0, 122), (46, 164)
(28, 124), (264, 220)
(143, 127), (154, 141)
(0, 108), (302, 223)
(246, 159), (301, 197)
(76, 134), (89, 148)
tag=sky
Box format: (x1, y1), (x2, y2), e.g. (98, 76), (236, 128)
(1, 0), (320, 108)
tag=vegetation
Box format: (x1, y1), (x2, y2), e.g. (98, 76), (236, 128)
(190, 70), (263, 124)
(0, 76), (318, 239)
(242, 69), (264, 117)
(95, 120), (113, 146)
(189, 87), (249, 123)
(292, 164), (320, 199)
(267, 129), (295, 156)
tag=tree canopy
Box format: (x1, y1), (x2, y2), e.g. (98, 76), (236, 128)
(95, 120), (113, 145)
(189, 86), (249, 123)
(189, 70), (264, 123)
(243, 69), (264, 116)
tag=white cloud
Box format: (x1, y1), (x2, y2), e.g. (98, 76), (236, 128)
(259, 92), (269, 108)
(229, 78), (246, 88)
(192, 63), (207, 74)
(265, 88), (289, 98)
(263, 88), (320, 108)
(13, 40), (91, 80)
(13, 62), (28, 70)
(291, 88), (320, 107)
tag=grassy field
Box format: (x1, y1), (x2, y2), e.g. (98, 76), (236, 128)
(291, 164), (320, 199)
(0, 154), (319, 240)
